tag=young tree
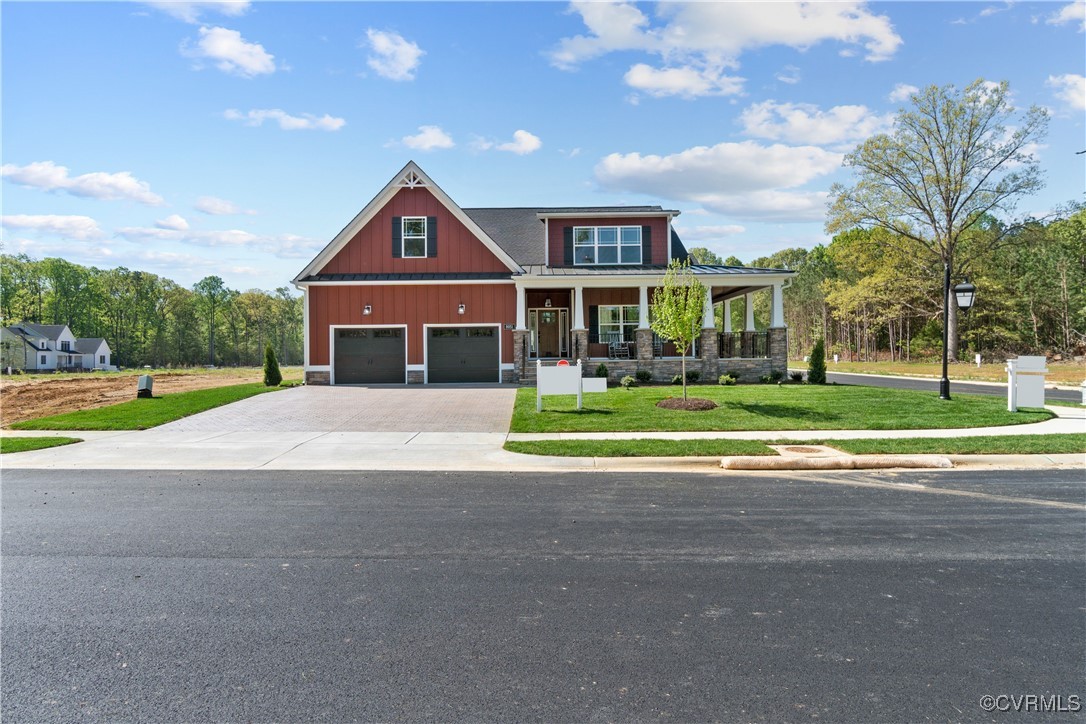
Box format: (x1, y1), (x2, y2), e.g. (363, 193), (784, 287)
(263, 342), (282, 386)
(651, 260), (707, 401)
(827, 79), (1048, 359)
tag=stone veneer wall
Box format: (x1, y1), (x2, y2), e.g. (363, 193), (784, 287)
(305, 370), (331, 385)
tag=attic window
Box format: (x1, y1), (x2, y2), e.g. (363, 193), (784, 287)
(402, 217), (427, 258)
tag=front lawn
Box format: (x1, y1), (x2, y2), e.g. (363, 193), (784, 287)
(504, 439), (777, 458)
(512, 384), (1052, 433)
(0, 436), (83, 454)
(816, 433), (1086, 456)
(10, 383), (284, 431)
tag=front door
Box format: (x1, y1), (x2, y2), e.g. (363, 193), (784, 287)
(529, 309), (568, 358)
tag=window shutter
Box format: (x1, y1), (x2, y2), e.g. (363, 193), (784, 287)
(588, 305), (599, 343)
(391, 216), (402, 258)
(563, 227), (574, 266)
(642, 225), (652, 265)
(426, 216), (438, 257)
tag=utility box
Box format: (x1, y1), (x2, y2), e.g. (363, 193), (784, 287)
(1006, 356), (1047, 411)
(137, 374), (153, 399)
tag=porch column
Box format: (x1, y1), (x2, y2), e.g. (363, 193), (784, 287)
(515, 284), (527, 331)
(744, 293), (755, 331)
(638, 285), (650, 329)
(723, 299), (732, 333)
(771, 282), (785, 327)
(573, 285), (585, 329)
(702, 286), (715, 329)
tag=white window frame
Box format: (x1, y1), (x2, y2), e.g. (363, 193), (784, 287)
(402, 216), (427, 258)
(573, 226), (642, 266)
(597, 304), (640, 342)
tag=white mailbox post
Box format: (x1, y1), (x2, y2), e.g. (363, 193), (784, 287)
(536, 359), (607, 412)
(1005, 355), (1047, 412)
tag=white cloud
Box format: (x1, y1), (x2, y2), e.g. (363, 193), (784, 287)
(224, 108), (346, 131)
(594, 141), (842, 222)
(550, 1), (902, 98)
(476, 130), (543, 155)
(1047, 1), (1085, 30)
(364, 29), (424, 81)
(181, 26), (277, 77)
(0, 160), (164, 206)
(560, 147), (582, 158)
(775, 65), (801, 84)
(145, 1), (249, 23)
(1, 214), (104, 240)
(1046, 73), (1086, 110)
(888, 83), (919, 102)
(155, 214), (190, 231)
(674, 224), (747, 240)
(400, 125), (455, 151)
(739, 100), (894, 146)
(624, 63), (744, 99)
(194, 196), (256, 215)
(116, 225), (323, 258)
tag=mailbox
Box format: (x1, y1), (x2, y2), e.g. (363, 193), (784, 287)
(137, 374), (153, 399)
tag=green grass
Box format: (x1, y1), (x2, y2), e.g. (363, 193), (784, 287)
(10, 383), (284, 430)
(514, 384), (1053, 433)
(0, 436), (82, 454)
(813, 433), (1086, 456)
(1045, 399), (1085, 408)
(504, 439), (777, 458)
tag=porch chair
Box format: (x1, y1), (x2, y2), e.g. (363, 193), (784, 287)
(605, 332), (630, 359)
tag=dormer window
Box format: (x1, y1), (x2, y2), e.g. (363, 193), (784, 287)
(402, 217), (427, 258)
(574, 226), (642, 265)
(61, 341), (70, 351)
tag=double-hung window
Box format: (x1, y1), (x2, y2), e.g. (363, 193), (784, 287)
(574, 226), (642, 265)
(402, 217), (427, 258)
(598, 305), (640, 342)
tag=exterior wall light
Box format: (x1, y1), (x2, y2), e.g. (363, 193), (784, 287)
(363, 305), (372, 316)
(457, 303), (466, 315)
(544, 298), (552, 308)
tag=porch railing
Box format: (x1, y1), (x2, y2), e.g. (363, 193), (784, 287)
(719, 331), (768, 359)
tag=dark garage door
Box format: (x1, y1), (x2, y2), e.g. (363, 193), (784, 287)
(334, 328), (405, 384)
(427, 327), (499, 383)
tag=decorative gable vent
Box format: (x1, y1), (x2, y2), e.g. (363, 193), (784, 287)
(397, 170), (428, 189)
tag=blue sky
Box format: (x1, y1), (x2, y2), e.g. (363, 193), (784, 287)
(3, 0), (1084, 291)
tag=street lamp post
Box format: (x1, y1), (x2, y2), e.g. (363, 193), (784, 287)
(939, 264), (978, 400)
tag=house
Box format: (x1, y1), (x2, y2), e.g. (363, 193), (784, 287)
(293, 161), (795, 386)
(1, 323), (113, 371)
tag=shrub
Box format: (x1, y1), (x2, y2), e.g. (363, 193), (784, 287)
(759, 374), (773, 384)
(263, 343), (282, 387)
(595, 363), (609, 378)
(635, 369), (653, 383)
(770, 369), (784, 383)
(685, 370), (700, 383)
(789, 370), (804, 382)
(671, 374), (683, 385)
(808, 338), (827, 384)
(718, 374), (737, 386)
(620, 375), (636, 389)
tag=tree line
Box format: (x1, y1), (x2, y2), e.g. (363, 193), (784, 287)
(0, 254), (303, 369)
(691, 206), (1085, 362)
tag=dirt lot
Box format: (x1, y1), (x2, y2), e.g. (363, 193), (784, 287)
(0, 368), (299, 427)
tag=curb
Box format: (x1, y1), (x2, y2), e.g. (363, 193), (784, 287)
(721, 454), (953, 471)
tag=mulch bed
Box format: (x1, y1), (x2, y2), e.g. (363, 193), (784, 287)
(656, 397), (719, 411)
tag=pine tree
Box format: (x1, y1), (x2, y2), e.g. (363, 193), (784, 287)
(263, 342), (282, 387)
(808, 338), (827, 385)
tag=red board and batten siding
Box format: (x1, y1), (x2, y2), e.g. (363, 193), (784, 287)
(319, 188), (510, 275)
(546, 216), (670, 267)
(308, 284), (516, 366)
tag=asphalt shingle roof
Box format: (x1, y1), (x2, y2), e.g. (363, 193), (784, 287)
(22, 323), (68, 341)
(74, 338), (106, 354)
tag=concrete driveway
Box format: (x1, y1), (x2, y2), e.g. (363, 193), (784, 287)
(155, 384), (517, 433)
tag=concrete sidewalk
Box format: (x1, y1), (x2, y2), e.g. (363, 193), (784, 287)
(2, 405), (1081, 473)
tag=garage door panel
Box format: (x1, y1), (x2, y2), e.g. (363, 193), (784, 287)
(427, 327), (499, 383)
(334, 328), (405, 384)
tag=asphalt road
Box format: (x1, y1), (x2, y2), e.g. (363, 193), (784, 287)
(3, 469), (1084, 722)
(819, 370), (1083, 403)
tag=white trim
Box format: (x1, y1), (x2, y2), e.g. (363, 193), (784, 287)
(302, 287), (310, 368)
(667, 216), (673, 261)
(544, 217), (549, 267)
(422, 323), (503, 384)
(305, 365), (331, 372)
(536, 211), (681, 219)
(515, 274), (791, 290)
(295, 278), (514, 287)
(294, 161), (523, 281)
(328, 324), (408, 385)
(500, 362), (514, 371)
(406, 363), (425, 371)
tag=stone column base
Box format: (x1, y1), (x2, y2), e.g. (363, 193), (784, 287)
(571, 329), (589, 364)
(699, 327), (719, 380)
(635, 328), (653, 360)
(512, 329), (529, 382)
(305, 370), (330, 385)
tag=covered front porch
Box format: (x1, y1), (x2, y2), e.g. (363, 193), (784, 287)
(511, 267), (792, 383)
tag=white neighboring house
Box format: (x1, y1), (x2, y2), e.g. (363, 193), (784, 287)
(1, 323), (114, 371)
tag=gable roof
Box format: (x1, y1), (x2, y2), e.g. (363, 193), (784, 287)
(21, 323), (69, 340)
(294, 161), (523, 283)
(74, 338), (108, 354)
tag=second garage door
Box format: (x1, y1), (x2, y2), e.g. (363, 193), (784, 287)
(427, 326), (500, 383)
(334, 328), (405, 384)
